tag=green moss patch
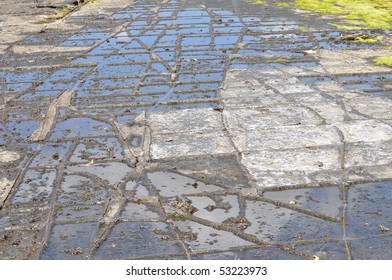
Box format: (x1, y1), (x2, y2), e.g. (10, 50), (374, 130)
(266, 57), (289, 63)
(373, 56), (392, 67)
(250, 0), (267, 4)
(352, 35), (383, 43)
(273, 0), (392, 29)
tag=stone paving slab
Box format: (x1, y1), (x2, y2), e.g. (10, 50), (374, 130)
(1, 0), (392, 260)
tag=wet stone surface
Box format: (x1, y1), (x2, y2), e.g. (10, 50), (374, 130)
(92, 222), (183, 260)
(1, 0), (392, 260)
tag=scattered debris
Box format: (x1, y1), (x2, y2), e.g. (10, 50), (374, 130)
(171, 200), (197, 215)
(332, 33), (383, 43)
(64, 247), (83, 255)
(52, 153), (59, 161)
(83, 159), (94, 167)
(213, 105), (224, 112)
(379, 224), (390, 232)
(222, 217), (251, 229)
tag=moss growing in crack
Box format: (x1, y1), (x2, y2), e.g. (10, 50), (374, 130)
(276, 1), (293, 7)
(266, 57), (289, 63)
(330, 23), (362, 30)
(273, 0), (392, 29)
(250, 0), (267, 4)
(352, 35), (383, 43)
(373, 56), (392, 67)
(47, 0), (97, 19)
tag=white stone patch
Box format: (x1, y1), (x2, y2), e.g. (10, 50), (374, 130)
(0, 148), (20, 163)
(148, 108), (223, 134)
(334, 120), (392, 143)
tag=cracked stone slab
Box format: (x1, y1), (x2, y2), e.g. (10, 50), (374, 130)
(0, 206), (49, 229)
(50, 117), (114, 139)
(0, 228), (43, 260)
(293, 241), (348, 260)
(57, 174), (108, 205)
(11, 169), (58, 205)
(29, 89), (76, 141)
(159, 154), (250, 189)
(69, 137), (124, 163)
(345, 141), (392, 166)
(121, 202), (160, 220)
(185, 195), (240, 224)
(242, 246), (307, 260)
(92, 222), (183, 259)
(242, 147), (342, 188)
(245, 200), (343, 243)
(346, 181), (392, 241)
(263, 186), (343, 218)
(147, 171), (223, 197)
(55, 204), (105, 223)
(219, 86), (289, 108)
(30, 142), (72, 168)
(174, 220), (254, 253)
(40, 223), (97, 260)
(2, 0), (392, 262)
(349, 236), (392, 260)
(222, 69), (272, 89)
(66, 162), (132, 185)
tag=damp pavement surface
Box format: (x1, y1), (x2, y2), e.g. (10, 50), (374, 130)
(1, 0), (392, 260)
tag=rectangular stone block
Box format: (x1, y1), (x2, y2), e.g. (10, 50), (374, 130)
(221, 96), (288, 109)
(334, 120), (392, 143)
(269, 83), (315, 95)
(345, 141), (392, 168)
(219, 86), (276, 99)
(347, 165), (392, 182)
(306, 102), (347, 124)
(148, 108), (223, 134)
(279, 65), (326, 76)
(230, 125), (341, 152)
(223, 106), (323, 130)
(347, 96), (392, 120)
(242, 147), (342, 188)
(312, 81), (346, 92)
(150, 131), (235, 160)
(219, 86), (289, 109)
(223, 68), (283, 89)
